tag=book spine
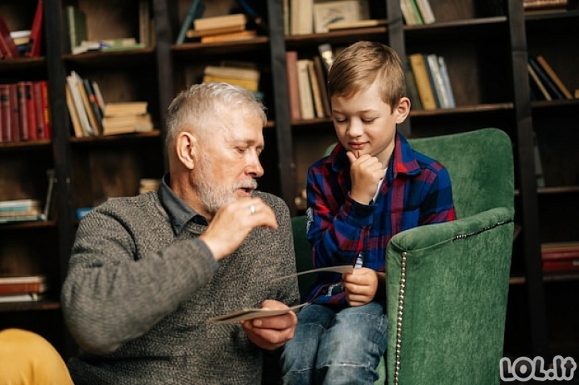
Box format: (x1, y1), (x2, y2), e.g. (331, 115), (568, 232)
(26, 0), (44, 57)
(542, 250), (579, 261)
(313, 55), (331, 118)
(32, 81), (46, 139)
(24, 82), (38, 140)
(175, 0), (203, 44)
(297, 59), (315, 120)
(409, 54), (437, 110)
(16, 82), (30, 141)
(405, 62), (423, 110)
(8, 84), (21, 141)
(415, 0), (435, 24)
(0, 84), (10, 142)
(426, 54), (449, 108)
(307, 60), (325, 118)
(39, 80), (51, 139)
(0, 281), (45, 295)
(290, 0), (314, 35)
(527, 62), (551, 100)
(0, 17), (21, 58)
(528, 56), (565, 99)
(437, 56), (456, 108)
(535, 55), (573, 100)
(285, 51), (301, 121)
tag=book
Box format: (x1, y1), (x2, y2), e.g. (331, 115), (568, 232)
(326, 19), (387, 31)
(0, 275), (47, 296)
(208, 303), (308, 324)
(285, 51), (301, 121)
(200, 29), (257, 43)
(297, 59), (315, 120)
(523, 0), (569, 10)
(193, 13), (247, 32)
(426, 54), (449, 108)
(65, 5), (88, 52)
(313, 55), (331, 118)
(66, 72), (95, 136)
(0, 84), (11, 142)
(535, 55), (573, 100)
(66, 84), (84, 137)
(408, 53), (437, 110)
(138, 0), (152, 47)
(437, 55), (456, 108)
(0, 16), (21, 58)
(415, 0), (435, 24)
(103, 102), (148, 117)
(0, 292), (45, 303)
(8, 84), (20, 142)
(528, 55), (565, 100)
(27, 0), (43, 57)
(527, 62), (552, 101)
(73, 72), (101, 135)
(102, 113), (153, 136)
(400, 0), (419, 25)
(313, 0), (362, 33)
(307, 60), (325, 118)
(290, 0), (314, 35)
(202, 65), (260, 92)
(22, 82), (37, 140)
(542, 242), (579, 260)
(408, 0), (424, 24)
(83, 78), (104, 134)
(175, 0), (205, 44)
(0, 199), (42, 213)
(405, 62), (423, 110)
(16, 82), (30, 141)
(38, 80), (51, 138)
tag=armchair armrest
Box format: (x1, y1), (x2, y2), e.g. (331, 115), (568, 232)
(386, 207), (514, 385)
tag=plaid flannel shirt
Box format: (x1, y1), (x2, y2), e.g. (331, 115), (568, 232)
(305, 131), (456, 305)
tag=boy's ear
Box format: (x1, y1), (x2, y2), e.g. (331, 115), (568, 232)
(175, 131), (198, 170)
(395, 97), (411, 124)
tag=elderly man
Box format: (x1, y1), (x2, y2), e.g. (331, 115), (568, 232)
(60, 82), (299, 385)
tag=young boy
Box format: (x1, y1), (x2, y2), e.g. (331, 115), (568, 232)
(281, 41), (456, 384)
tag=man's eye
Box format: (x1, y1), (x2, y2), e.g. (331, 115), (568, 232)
(237, 147), (247, 153)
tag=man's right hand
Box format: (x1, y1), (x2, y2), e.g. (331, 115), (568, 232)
(199, 197), (278, 261)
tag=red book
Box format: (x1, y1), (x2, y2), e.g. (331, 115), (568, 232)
(8, 84), (20, 142)
(27, 0), (43, 57)
(0, 85), (11, 141)
(24, 82), (38, 140)
(0, 275), (47, 295)
(542, 242), (579, 261)
(16, 82), (30, 141)
(32, 81), (46, 139)
(543, 260), (579, 273)
(0, 16), (21, 58)
(38, 80), (51, 139)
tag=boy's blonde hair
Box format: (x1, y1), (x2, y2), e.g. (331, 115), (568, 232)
(327, 41), (406, 109)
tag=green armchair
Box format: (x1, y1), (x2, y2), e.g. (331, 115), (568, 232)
(291, 128), (514, 385)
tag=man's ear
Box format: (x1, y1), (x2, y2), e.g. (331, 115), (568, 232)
(395, 97), (411, 124)
(175, 131), (197, 170)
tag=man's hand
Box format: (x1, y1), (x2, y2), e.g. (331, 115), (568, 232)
(342, 268), (381, 307)
(346, 151), (385, 205)
(240, 299), (297, 351)
(200, 197), (278, 261)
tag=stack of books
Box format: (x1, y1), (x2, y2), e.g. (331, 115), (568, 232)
(202, 63), (260, 93)
(0, 275), (48, 303)
(65, 71), (153, 137)
(102, 102), (153, 136)
(0, 199), (45, 224)
(187, 13), (256, 43)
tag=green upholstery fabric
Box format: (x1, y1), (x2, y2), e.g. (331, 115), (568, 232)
(293, 128), (514, 385)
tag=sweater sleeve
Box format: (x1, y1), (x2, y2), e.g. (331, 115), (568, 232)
(61, 200), (218, 356)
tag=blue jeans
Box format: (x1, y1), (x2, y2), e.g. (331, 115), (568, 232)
(281, 302), (387, 385)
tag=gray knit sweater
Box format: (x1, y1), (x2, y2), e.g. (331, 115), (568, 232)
(61, 190), (300, 385)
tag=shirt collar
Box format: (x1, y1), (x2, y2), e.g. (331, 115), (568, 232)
(158, 173), (208, 235)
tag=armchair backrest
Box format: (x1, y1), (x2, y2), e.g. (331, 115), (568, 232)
(408, 128), (514, 218)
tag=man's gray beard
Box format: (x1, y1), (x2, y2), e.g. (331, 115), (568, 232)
(195, 156), (258, 215)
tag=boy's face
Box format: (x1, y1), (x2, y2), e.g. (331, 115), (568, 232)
(331, 81), (409, 167)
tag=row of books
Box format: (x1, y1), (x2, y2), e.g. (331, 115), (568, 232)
(527, 54), (575, 101)
(542, 241), (579, 274)
(175, 0), (267, 45)
(286, 45), (333, 121)
(407, 53), (456, 110)
(64, 2), (152, 55)
(65, 71), (153, 137)
(0, 274), (47, 303)
(0, 81), (51, 143)
(400, 0), (435, 25)
(286, 0), (387, 36)
(0, 0), (43, 59)
(0, 170), (55, 225)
